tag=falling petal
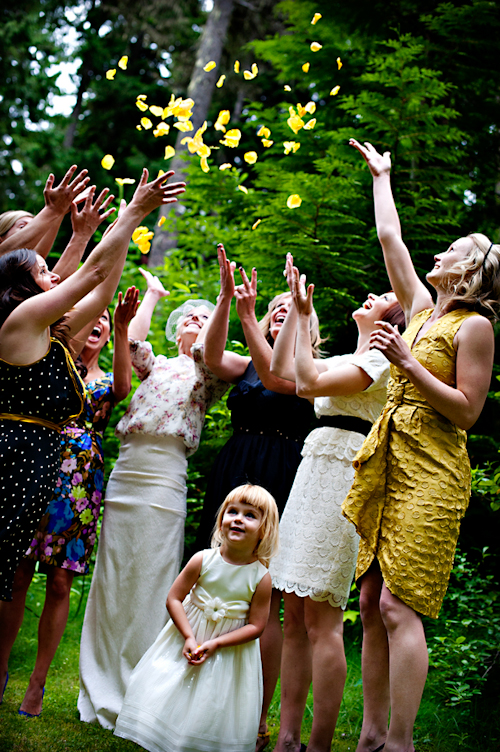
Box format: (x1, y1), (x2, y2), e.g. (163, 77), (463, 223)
(203, 61), (216, 72)
(252, 219), (262, 230)
(157, 169), (166, 178)
(115, 177), (135, 186)
(287, 194), (302, 209)
(287, 109), (304, 134)
(234, 60), (240, 73)
(214, 109), (231, 132)
(154, 122), (170, 138)
(164, 145), (176, 160)
(132, 226), (149, 242)
(200, 156), (210, 173)
(284, 85), (291, 91)
(243, 69), (256, 80)
(303, 118), (316, 130)
(257, 125), (271, 138)
(158, 216), (166, 227)
(219, 128), (242, 147)
(136, 100), (149, 113)
(174, 121), (194, 131)
(106, 69), (116, 80)
(101, 154), (115, 170)
(149, 105), (164, 117)
(138, 240), (151, 254)
(293, 142), (301, 153)
(219, 163), (232, 170)
(261, 139), (273, 147)
(216, 74), (226, 88)
(118, 56), (128, 70)
(311, 13), (322, 25)
(137, 94), (147, 100)
(305, 101), (316, 114)
(244, 151), (258, 164)
(330, 85), (341, 96)
(337, 57), (343, 70)
(297, 103), (307, 117)
(251, 62), (258, 76)
(136, 125), (142, 131)
(283, 141), (300, 155)
(237, 185), (248, 194)
(141, 117), (153, 130)
(302, 62), (310, 73)
(310, 42), (322, 52)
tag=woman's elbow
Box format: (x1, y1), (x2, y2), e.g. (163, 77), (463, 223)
(296, 383), (313, 399)
(113, 383), (131, 403)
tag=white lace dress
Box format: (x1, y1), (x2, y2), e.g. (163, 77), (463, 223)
(269, 350), (389, 608)
(115, 548), (268, 752)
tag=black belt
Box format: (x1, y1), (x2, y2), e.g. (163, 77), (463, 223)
(233, 426), (303, 443)
(317, 414), (372, 436)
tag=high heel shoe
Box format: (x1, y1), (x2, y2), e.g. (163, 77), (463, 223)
(18, 687), (45, 718)
(0, 673), (8, 704)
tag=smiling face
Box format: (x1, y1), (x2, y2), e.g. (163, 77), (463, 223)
(269, 293), (292, 341)
(85, 310), (111, 354)
(176, 305), (212, 353)
(352, 291), (398, 329)
(31, 255), (60, 291)
(426, 237), (474, 290)
(220, 499), (263, 552)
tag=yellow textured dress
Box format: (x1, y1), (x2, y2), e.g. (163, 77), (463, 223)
(342, 308), (478, 618)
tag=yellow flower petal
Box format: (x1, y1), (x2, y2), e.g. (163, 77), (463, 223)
(252, 219), (261, 230)
(115, 177), (135, 186)
(330, 85), (341, 96)
(132, 226), (149, 242)
(234, 60), (240, 73)
(118, 56), (128, 70)
(197, 143), (211, 158)
(287, 111), (304, 134)
(157, 169), (166, 178)
(303, 118), (316, 130)
(164, 145), (176, 160)
(284, 85), (291, 92)
(101, 154), (115, 170)
(283, 141), (300, 155)
(200, 156), (210, 173)
(310, 42), (322, 52)
(257, 125), (271, 138)
(106, 69), (116, 80)
(158, 216), (166, 227)
(337, 57), (343, 70)
(261, 139), (273, 147)
(251, 62), (258, 76)
(214, 109), (231, 132)
(296, 103), (307, 117)
(137, 94), (147, 101)
(219, 128), (241, 148)
(216, 74), (226, 88)
(154, 122), (170, 137)
(174, 121), (194, 131)
(149, 105), (164, 117)
(138, 240), (151, 254)
(203, 61), (216, 72)
(287, 194), (302, 209)
(305, 101), (316, 114)
(302, 62), (310, 73)
(219, 163), (232, 170)
(136, 125), (142, 131)
(243, 69), (256, 80)
(244, 151), (258, 164)
(237, 185), (248, 194)
(141, 117), (153, 130)
(136, 100), (149, 112)
(311, 13), (322, 25)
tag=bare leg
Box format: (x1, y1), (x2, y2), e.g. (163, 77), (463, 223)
(380, 585), (427, 752)
(356, 567), (390, 752)
(19, 567), (75, 715)
(273, 592), (312, 752)
(0, 559), (36, 694)
(304, 598), (346, 752)
(256, 588), (283, 750)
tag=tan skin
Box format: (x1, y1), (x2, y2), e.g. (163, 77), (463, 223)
(271, 255), (398, 752)
(348, 138), (495, 752)
(166, 501), (272, 666)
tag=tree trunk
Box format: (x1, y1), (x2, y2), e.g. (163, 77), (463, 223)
(149, 0), (234, 266)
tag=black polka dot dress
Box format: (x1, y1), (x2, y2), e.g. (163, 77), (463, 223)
(0, 338), (85, 601)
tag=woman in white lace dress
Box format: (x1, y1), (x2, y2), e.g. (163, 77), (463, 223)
(269, 256), (404, 752)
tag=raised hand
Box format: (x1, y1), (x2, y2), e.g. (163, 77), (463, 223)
(138, 267), (170, 298)
(217, 243), (236, 300)
(114, 287), (140, 329)
(70, 186), (116, 240)
(129, 169), (186, 218)
(369, 320), (412, 370)
(235, 264), (258, 320)
(43, 165), (91, 215)
(349, 139), (392, 178)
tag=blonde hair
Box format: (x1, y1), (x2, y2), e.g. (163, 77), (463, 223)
(258, 291), (325, 357)
(0, 211), (34, 238)
(444, 234), (500, 321)
(211, 484), (279, 568)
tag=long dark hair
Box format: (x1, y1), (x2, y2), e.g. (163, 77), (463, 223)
(0, 248), (71, 348)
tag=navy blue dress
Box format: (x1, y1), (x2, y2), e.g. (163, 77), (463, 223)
(196, 361), (315, 548)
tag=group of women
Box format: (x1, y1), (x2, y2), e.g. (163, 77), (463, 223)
(1, 136), (499, 752)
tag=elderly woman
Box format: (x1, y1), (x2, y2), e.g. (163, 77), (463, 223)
(78, 270), (229, 730)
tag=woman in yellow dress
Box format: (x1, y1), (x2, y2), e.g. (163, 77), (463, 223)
(343, 139), (500, 752)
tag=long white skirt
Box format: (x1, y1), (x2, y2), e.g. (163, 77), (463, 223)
(78, 433), (188, 729)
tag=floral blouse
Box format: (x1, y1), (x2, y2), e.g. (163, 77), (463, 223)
(115, 342), (229, 456)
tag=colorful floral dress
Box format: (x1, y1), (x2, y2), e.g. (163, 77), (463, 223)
(26, 374), (114, 574)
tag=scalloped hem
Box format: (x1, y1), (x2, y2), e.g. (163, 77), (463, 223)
(272, 576), (348, 610)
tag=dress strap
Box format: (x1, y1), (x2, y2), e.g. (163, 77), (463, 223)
(0, 413), (62, 433)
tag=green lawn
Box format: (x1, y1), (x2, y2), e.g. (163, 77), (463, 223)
(0, 572), (498, 752)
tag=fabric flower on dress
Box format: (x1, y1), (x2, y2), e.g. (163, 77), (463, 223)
(204, 597), (228, 622)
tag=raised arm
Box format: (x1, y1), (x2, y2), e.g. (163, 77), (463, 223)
(270, 253), (304, 382)
(112, 287), (139, 402)
(126, 267), (169, 341)
(52, 187), (116, 281)
(203, 244), (250, 382)
(349, 139), (433, 321)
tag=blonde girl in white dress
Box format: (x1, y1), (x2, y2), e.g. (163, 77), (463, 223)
(114, 484), (279, 752)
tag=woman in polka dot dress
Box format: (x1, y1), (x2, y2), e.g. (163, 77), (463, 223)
(343, 139), (500, 752)
(0, 169), (185, 711)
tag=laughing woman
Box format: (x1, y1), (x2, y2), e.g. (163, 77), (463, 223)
(343, 139), (500, 752)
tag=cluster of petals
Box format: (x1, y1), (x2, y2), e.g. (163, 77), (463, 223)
(243, 63), (259, 80)
(283, 141), (300, 155)
(219, 128), (242, 148)
(132, 226), (154, 254)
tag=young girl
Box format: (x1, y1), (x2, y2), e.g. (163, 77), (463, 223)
(114, 484), (279, 752)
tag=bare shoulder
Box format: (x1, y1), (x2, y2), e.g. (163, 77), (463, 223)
(458, 314), (494, 343)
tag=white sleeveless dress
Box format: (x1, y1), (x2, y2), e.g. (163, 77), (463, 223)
(115, 548), (268, 752)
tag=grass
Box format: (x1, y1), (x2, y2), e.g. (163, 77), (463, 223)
(1, 573), (499, 752)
